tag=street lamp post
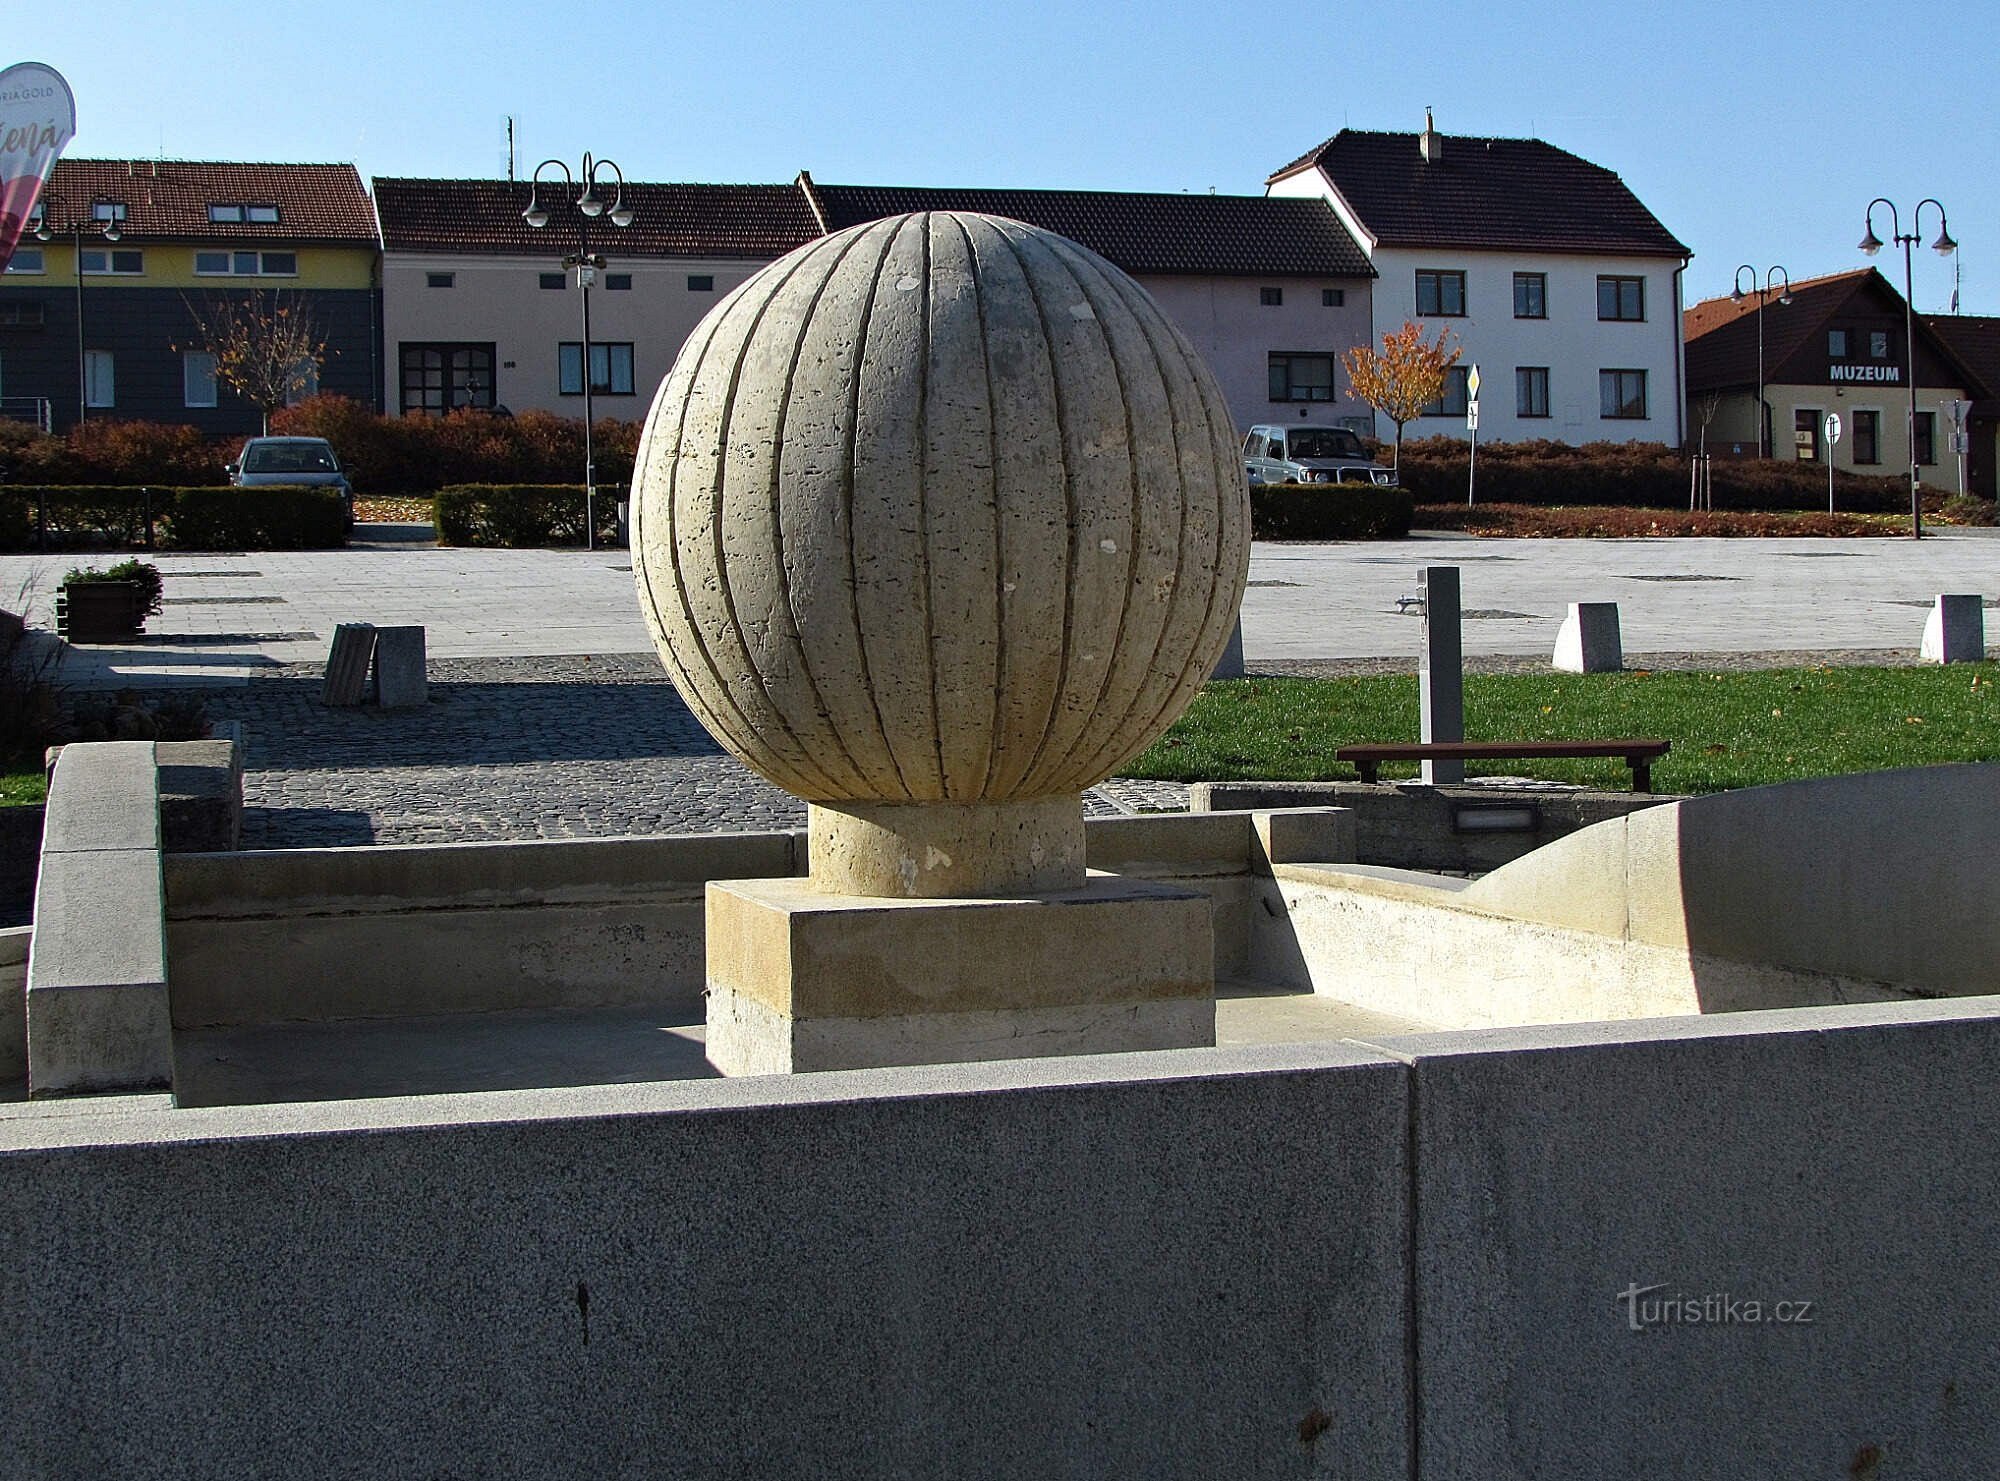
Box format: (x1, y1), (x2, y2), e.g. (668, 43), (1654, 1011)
(1860, 197), (1956, 539)
(522, 152), (634, 551)
(1729, 264), (1790, 459)
(30, 190), (124, 427)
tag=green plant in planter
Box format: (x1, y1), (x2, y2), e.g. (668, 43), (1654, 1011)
(64, 559), (164, 618)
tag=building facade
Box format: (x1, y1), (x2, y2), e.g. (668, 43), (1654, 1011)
(1684, 268), (1982, 489)
(374, 174), (1379, 436)
(0, 160), (379, 434)
(1920, 313), (2000, 498)
(1268, 119), (1691, 446)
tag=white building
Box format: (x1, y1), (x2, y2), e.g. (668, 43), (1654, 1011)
(1268, 116), (1692, 447)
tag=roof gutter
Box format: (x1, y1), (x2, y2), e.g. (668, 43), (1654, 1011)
(795, 170), (829, 237)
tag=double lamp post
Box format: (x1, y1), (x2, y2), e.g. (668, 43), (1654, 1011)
(1859, 197), (1955, 539)
(31, 189), (127, 427)
(522, 152), (633, 551)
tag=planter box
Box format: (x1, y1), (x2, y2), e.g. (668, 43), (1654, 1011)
(55, 581), (143, 643)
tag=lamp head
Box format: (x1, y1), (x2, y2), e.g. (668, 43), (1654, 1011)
(576, 188), (604, 218)
(1933, 228), (1958, 257)
(609, 203), (634, 228)
(1858, 226), (1884, 256)
(101, 221), (121, 243)
(522, 202), (549, 230)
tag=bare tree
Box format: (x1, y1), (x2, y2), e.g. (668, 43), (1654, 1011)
(180, 292), (328, 434)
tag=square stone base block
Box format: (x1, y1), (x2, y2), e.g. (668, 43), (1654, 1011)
(705, 875), (1215, 1075)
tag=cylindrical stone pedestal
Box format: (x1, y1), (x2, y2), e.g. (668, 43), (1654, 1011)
(808, 797), (1086, 899)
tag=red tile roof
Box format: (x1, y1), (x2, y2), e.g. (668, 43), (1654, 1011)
(813, 182), (1374, 277)
(1920, 314), (2000, 412)
(373, 178), (821, 258)
(44, 159), (376, 243)
(1274, 129), (1689, 259)
(1684, 268), (1984, 395)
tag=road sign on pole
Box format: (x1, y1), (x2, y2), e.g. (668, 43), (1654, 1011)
(1825, 413), (1842, 514)
(1466, 400), (1479, 504)
(1466, 364), (1481, 401)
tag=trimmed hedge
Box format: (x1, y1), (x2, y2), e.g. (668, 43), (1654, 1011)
(164, 487), (349, 550)
(1250, 484), (1415, 540)
(434, 484), (624, 547)
(1393, 437), (1913, 512)
(0, 487), (348, 551)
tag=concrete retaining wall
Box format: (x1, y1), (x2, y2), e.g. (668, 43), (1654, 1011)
(0, 925), (27, 1086)
(164, 810), (1356, 1028)
(5, 997), (1999, 1476)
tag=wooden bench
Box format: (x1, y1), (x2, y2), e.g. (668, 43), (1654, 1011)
(1335, 739), (1671, 793)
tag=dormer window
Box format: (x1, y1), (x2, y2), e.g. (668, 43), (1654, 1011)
(209, 204), (244, 222)
(92, 201), (127, 222)
(208, 203), (280, 223)
(247, 203), (280, 222)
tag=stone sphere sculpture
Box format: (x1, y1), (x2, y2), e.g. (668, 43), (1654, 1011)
(632, 211), (1249, 895)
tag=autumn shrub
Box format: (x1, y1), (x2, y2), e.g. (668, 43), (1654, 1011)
(271, 398), (643, 494)
(61, 419), (223, 486)
(1394, 436), (1911, 513)
(1251, 484), (1414, 539)
(162, 487), (350, 549)
(1413, 502), (1894, 538)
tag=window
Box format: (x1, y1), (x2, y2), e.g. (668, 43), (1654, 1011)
(1513, 273), (1547, 319)
(247, 204), (280, 223)
(539, 272), (565, 289)
(1597, 276), (1645, 321)
(1915, 411), (1937, 466)
(195, 250), (297, 276)
(1415, 270), (1466, 317)
(1322, 288), (1344, 307)
(427, 272), (455, 289)
(1516, 367), (1550, 418)
(559, 341), (636, 396)
(79, 249), (144, 275)
(1422, 366), (1471, 417)
(1599, 369), (1647, 419)
(606, 273), (632, 291)
(207, 203), (244, 223)
(5, 248), (43, 274)
(1793, 408), (1821, 462)
(399, 342), (496, 414)
(1869, 331), (1890, 360)
(1853, 409), (1880, 464)
(0, 299), (45, 326)
(1828, 329), (1849, 358)
(183, 351), (218, 408)
(687, 274), (714, 292)
(1267, 352), (1334, 403)
(1259, 287), (1283, 307)
(84, 349), (114, 407)
(92, 201), (127, 223)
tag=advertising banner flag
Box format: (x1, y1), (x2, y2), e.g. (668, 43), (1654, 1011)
(0, 62), (76, 272)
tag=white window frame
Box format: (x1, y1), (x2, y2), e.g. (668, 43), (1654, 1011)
(79, 248), (144, 276)
(183, 351), (219, 408)
(84, 349), (115, 408)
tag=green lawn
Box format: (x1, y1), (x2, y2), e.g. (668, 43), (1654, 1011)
(1125, 665), (2000, 793)
(0, 757), (47, 807)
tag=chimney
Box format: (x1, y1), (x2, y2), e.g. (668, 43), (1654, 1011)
(1420, 108), (1442, 164)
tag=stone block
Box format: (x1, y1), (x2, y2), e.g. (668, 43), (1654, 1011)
(372, 625), (428, 708)
(322, 623), (375, 706)
(157, 738), (243, 853)
(1919, 593), (1984, 664)
(1252, 807), (1357, 868)
(1552, 600), (1622, 673)
(705, 874), (1214, 1073)
(26, 849), (171, 1094)
(1419, 566), (1464, 783)
(38, 744), (159, 854)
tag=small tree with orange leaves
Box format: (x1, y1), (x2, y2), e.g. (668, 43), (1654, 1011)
(181, 292), (328, 434)
(1342, 321), (1463, 473)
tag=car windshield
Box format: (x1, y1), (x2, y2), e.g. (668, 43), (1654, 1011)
(243, 442), (338, 474)
(1287, 430), (1365, 460)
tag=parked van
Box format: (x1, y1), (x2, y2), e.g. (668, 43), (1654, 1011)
(1242, 425), (1395, 486)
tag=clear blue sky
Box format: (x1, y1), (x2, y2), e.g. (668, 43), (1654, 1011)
(19, 0), (1995, 314)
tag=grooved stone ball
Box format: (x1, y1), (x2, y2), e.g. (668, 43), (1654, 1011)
(631, 210), (1250, 804)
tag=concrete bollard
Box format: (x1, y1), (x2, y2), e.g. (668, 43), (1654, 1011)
(1553, 602), (1623, 673)
(1919, 594), (1985, 664)
(1419, 566), (1464, 784)
(322, 623), (376, 706)
(373, 626), (429, 708)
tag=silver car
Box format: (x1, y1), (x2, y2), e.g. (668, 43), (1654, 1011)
(226, 436), (354, 521)
(1243, 425), (1396, 486)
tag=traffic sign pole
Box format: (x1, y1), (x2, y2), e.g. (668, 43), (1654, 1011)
(1465, 365), (1481, 507)
(1824, 412), (1843, 514)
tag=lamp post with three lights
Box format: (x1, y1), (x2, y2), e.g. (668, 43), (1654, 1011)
(1859, 198), (1956, 539)
(522, 153), (633, 551)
